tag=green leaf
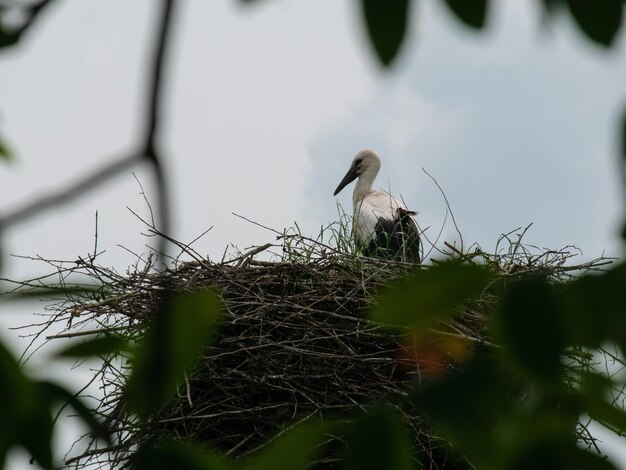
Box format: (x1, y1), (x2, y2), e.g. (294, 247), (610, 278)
(412, 353), (512, 463)
(38, 381), (111, 444)
(0, 341), (32, 466)
(573, 373), (626, 434)
(0, 285), (101, 302)
(0, 1), (58, 49)
(443, 0), (489, 29)
(494, 276), (564, 383)
(370, 263), (491, 332)
(510, 438), (615, 470)
(361, 0), (410, 66)
(126, 289), (221, 418)
(622, 105), (626, 161)
(0, 136), (13, 163)
(0, 26), (15, 48)
(566, 0), (623, 47)
(586, 396), (626, 434)
(244, 421), (328, 470)
(136, 441), (232, 470)
(344, 405), (413, 470)
(538, 0), (562, 14)
(559, 263), (626, 349)
(18, 394), (53, 470)
(0, 440), (6, 470)
(55, 334), (128, 358)
(0, 344), (54, 469)
(495, 398), (604, 469)
(622, 109), (626, 240)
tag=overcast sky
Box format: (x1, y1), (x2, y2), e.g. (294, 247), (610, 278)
(1, 0), (626, 468)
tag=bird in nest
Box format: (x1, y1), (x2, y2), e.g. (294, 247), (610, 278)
(334, 149), (421, 263)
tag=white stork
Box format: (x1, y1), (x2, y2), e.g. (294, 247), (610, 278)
(333, 149), (421, 263)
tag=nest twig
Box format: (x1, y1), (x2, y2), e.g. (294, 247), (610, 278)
(5, 216), (617, 469)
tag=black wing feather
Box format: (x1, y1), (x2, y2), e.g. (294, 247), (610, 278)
(362, 208), (421, 263)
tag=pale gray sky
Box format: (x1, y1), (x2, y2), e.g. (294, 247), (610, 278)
(1, 0), (625, 468)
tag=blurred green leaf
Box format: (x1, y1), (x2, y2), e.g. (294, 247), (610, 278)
(1, 342), (55, 468)
(495, 400), (608, 469)
(244, 421), (328, 470)
(495, 276), (564, 383)
(538, 0), (562, 14)
(566, 0), (623, 47)
(0, 1), (58, 49)
(0, 285), (101, 302)
(585, 397), (626, 435)
(443, 0), (489, 29)
(344, 405), (413, 470)
(38, 380), (111, 444)
(361, 0), (410, 66)
(413, 353), (512, 463)
(55, 334), (128, 358)
(126, 289), (220, 419)
(560, 263), (626, 349)
(0, 136), (12, 163)
(136, 441), (231, 470)
(510, 438), (615, 470)
(0, 28), (13, 48)
(0, 441), (6, 470)
(0, 341), (30, 468)
(412, 352), (603, 469)
(574, 373), (626, 434)
(622, 105), (626, 160)
(622, 108), (626, 240)
(371, 263), (491, 332)
(18, 393), (53, 470)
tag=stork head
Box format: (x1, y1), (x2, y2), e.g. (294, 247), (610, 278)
(333, 149), (381, 196)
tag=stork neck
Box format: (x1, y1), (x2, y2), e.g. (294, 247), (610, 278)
(352, 173), (375, 205)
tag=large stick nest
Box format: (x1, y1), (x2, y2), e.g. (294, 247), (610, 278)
(132, 259), (464, 466)
(16, 224), (613, 469)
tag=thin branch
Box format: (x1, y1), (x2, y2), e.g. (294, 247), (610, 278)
(0, 0), (55, 48)
(422, 167), (464, 253)
(46, 326), (134, 340)
(127, 206), (208, 266)
(0, 0), (177, 243)
(143, 0), (175, 158)
(228, 243), (273, 268)
(142, 0), (176, 263)
(0, 153), (143, 229)
(232, 212), (284, 236)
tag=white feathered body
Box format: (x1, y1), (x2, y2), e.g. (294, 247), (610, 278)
(353, 189), (405, 245)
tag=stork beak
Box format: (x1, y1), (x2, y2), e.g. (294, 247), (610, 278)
(333, 167), (358, 196)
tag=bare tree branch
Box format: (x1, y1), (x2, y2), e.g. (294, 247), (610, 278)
(143, 0), (176, 261)
(0, 153), (143, 229)
(0, 0), (177, 259)
(0, 0), (56, 48)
